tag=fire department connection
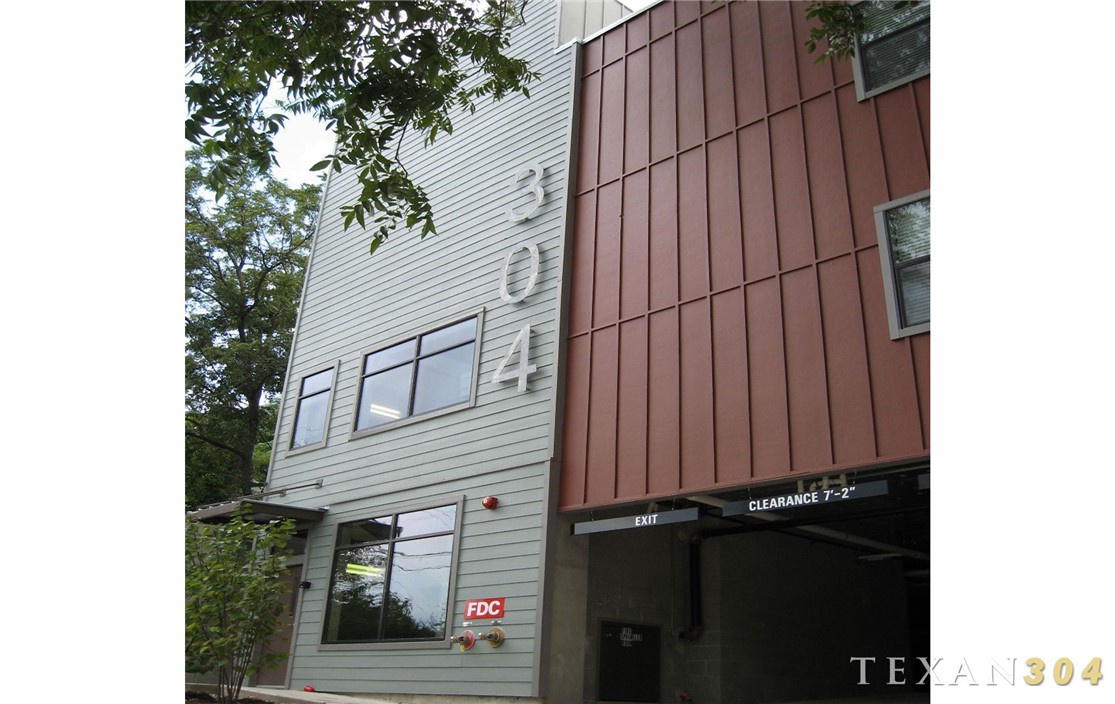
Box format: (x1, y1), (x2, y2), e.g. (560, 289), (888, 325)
(456, 598), (507, 651)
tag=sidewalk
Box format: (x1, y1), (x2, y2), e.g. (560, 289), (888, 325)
(187, 685), (400, 704)
(187, 684), (541, 704)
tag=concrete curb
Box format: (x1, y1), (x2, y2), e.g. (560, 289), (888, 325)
(186, 684), (400, 704)
(186, 684), (543, 704)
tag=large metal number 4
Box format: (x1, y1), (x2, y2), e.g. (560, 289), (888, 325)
(492, 324), (537, 392)
(506, 164), (544, 223)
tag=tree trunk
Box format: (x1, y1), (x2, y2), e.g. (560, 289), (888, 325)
(240, 395), (261, 496)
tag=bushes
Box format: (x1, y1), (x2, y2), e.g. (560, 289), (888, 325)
(186, 510), (295, 704)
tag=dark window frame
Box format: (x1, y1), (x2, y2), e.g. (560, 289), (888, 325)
(287, 362), (339, 453)
(319, 498), (464, 650)
(851, 0), (930, 101)
(349, 310), (484, 440)
(874, 190), (930, 340)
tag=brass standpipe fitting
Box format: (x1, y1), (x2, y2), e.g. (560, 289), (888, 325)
(477, 627), (505, 647)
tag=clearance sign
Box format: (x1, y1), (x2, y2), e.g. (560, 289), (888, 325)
(464, 597), (506, 620)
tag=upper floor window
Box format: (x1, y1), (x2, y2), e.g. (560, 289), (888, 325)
(875, 191), (930, 339)
(322, 503), (460, 644)
(352, 313), (482, 436)
(852, 1), (930, 100)
(289, 364), (337, 451)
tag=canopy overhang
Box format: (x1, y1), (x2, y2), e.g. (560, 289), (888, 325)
(190, 498), (326, 524)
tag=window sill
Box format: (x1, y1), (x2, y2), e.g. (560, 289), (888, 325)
(348, 400), (474, 441)
(285, 440), (328, 457)
(888, 321), (930, 341)
(854, 67), (930, 102)
(318, 638), (454, 652)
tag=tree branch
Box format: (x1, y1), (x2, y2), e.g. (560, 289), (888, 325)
(186, 429), (249, 461)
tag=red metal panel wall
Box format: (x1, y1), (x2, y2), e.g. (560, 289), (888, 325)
(560, 0), (930, 511)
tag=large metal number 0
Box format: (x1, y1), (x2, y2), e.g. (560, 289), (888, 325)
(498, 242), (541, 304)
(506, 163), (544, 223)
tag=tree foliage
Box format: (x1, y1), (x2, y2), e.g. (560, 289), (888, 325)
(185, 0), (535, 256)
(186, 151), (320, 509)
(186, 510), (296, 704)
(186, 405), (277, 510)
(805, 1), (919, 62)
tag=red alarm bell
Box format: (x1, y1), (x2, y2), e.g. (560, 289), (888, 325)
(481, 496), (499, 509)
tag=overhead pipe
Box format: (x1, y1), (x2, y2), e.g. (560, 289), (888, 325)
(748, 510), (928, 562)
(674, 491), (927, 647)
(700, 507), (929, 562)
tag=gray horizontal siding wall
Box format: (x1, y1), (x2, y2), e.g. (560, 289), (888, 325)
(286, 466), (548, 696)
(265, 0), (573, 697)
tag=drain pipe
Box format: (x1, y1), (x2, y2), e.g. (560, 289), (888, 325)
(678, 535), (703, 642)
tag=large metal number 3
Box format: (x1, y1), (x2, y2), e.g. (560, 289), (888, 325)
(506, 163), (544, 223)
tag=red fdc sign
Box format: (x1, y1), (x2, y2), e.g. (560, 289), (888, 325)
(464, 597), (506, 620)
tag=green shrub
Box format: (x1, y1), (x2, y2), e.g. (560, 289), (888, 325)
(186, 509), (295, 704)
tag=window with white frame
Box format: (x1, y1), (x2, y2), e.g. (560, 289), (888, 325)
(852, 1), (930, 100)
(322, 503), (460, 644)
(875, 191), (930, 339)
(289, 365), (337, 450)
(352, 314), (481, 435)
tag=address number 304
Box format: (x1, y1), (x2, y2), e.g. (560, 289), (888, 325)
(493, 163), (545, 392)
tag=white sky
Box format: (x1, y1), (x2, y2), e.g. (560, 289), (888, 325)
(271, 110), (336, 187)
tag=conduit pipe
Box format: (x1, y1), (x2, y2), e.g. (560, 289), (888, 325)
(678, 538), (703, 642)
(746, 510), (930, 562)
(687, 494), (929, 562)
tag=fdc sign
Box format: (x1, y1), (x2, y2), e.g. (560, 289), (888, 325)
(464, 597), (506, 620)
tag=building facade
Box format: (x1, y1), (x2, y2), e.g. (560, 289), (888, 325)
(257, 0), (581, 696)
(554, 2), (929, 701)
(204, 2), (930, 702)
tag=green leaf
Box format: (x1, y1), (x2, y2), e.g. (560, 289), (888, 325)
(187, 1), (536, 266)
(185, 511), (296, 702)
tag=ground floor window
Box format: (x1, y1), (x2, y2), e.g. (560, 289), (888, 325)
(322, 503), (459, 644)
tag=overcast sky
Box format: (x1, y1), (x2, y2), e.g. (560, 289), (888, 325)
(271, 110), (335, 187)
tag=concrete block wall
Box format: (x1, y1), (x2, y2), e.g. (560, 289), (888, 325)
(578, 522), (915, 703)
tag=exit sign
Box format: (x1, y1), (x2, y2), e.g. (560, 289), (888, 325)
(571, 507), (699, 535)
